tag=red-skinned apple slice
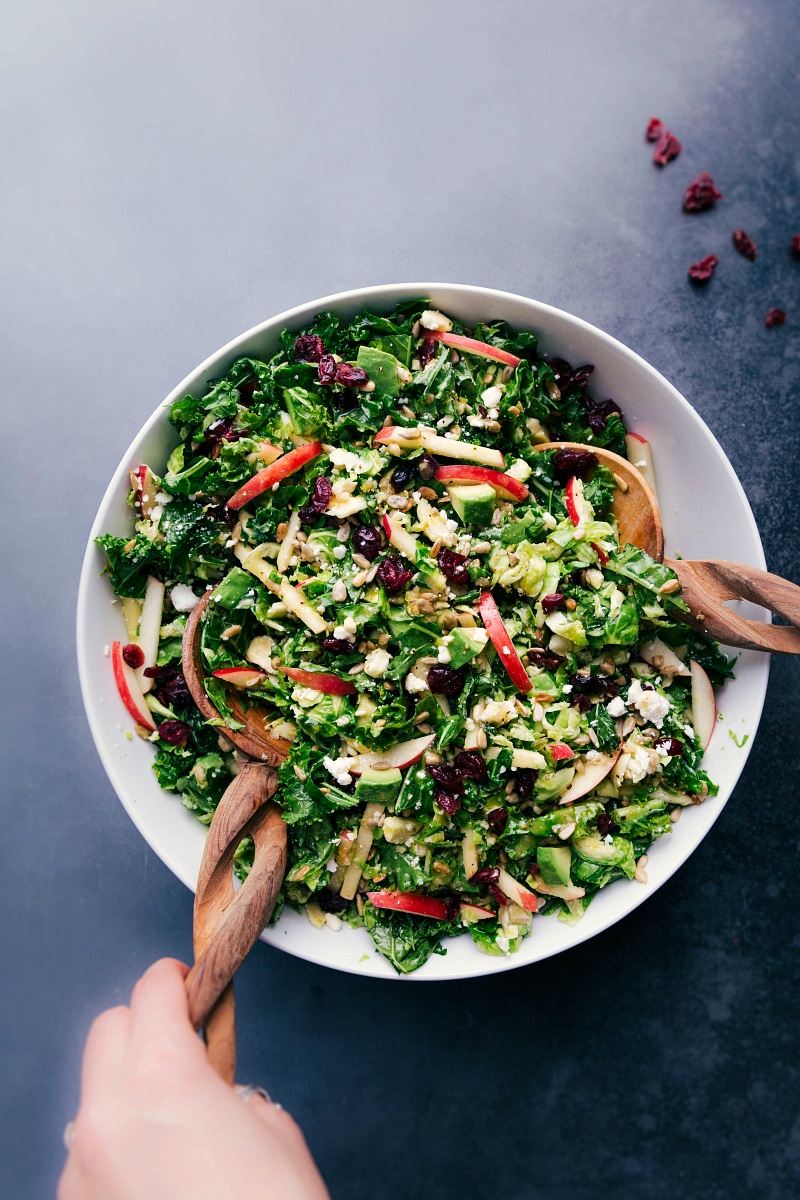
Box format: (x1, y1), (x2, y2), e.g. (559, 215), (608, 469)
(477, 592), (532, 694)
(459, 902), (495, 923)
(345, 734), (435, 775)
(532, 880), (586, 902)
(558, 748), (621, 804)
(227, 441), (324, 510)
(367, 891), (451, 920)
(549, 742), (576, 762)
(278, 665), (357, 695)
(254, 441), (283, 465)
(565, 476), (592, 528)
(496, 868), (539, 912)
(426, 330), (521, 368)
(111, 641), (156, 731)
(135, 574), (164, 695)
(690, 659), (716, 750)
(211, 666), (268, 690)
(382, 512), (419, 561)
(434, 464), (529, 502)
(373, 425), (504, 469)
(130, 464), (159, 520)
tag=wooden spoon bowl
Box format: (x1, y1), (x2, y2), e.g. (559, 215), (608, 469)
(534, 440), (800, 653)
(181, 590), (291, 1081)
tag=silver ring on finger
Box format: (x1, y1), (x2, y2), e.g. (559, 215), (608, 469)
(234, 1084), (282, 1110)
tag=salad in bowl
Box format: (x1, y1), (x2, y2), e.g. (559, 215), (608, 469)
(96, 297), (737, 974)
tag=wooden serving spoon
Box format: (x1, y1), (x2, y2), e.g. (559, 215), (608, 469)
(535, 441), (800, 654)
(181, 590), (292, 1082)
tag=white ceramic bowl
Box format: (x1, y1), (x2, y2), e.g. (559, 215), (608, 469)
(77, 283), (769, 980)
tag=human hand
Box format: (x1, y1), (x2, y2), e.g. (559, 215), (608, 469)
(58, 958), (330, 1200)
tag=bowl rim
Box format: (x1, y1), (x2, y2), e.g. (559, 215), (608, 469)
(77, 281), (769, 980)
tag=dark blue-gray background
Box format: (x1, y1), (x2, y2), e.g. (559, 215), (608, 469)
(2, 2), (799, 1197)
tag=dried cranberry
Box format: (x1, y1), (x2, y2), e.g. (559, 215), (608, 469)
(294, 334), (325, 363)
(317, 354), (337, 384)
(583, 395), (623, 435)
(548, 357), (573, 385)
(683, 172), (722, 213)
(418, 335), (437, 367)
(541, 593), (566, 614)
(569, 673), (618, 703)
(236, 378), (259, 406)
(351, 526), (383, 561)
(122, 642), (145, 668)
(334, 363), (368, 388)
(654, 737), (684, 757)
(573, 693), (592, 713)
(553, 448), (597, 482)
(528, 649), (564, 670)
(596, 812), (621, 837)
(426, 665), (466, 696)
(299, 476), (333, 525)
(688, 254), (719, 285)
(514, 769), (538, 799)
(427, 764), (465, 794)
(416, 453), (439, 482)
(391, 463), (416, 492)
(792, 234), (800, 256)
(377, 555), (412, 594)
(436, 791), (462, 815)
(319, 637), (354, 655)
(653, 130), (682, 166)
(144, 665), (192, 708)
(567, 364), (595, 391)
(157, 719), (191, 747)
(645, 117), (664, 142)
(732, 230), (757, 261)
(437, 548), (469, 585)
(453, 751), (486, 781)
(317, 888), (349, 913)
(487, 882), (507, 906)
(204, 502), (237, 528)
(765, 308), (787, 327)
(205, 417), (241, 457)
(487, 807), (508, 834)
(470, 866), (500, 884)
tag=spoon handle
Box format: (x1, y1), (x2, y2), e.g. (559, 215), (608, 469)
(186, 756), (287, 1082)
(667, 558), (800, 654)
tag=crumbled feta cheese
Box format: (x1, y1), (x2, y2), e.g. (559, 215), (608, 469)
(627, 679), (670, 728)
(323, 755), (353, 782)
(606, 696), (627, 718)
(481, 385), (503, 405)
(419, 309), (453, 332)
(170, 584), (200, 612)
(155, 491), (172, 505)
(405, 672), (429, 694)
(562, 684), (573, 694)
(333, 544), (347, 560)
(585, 749), (603, 763)
(326, 858), (338, 873)
(328, 447), (368, 473)
(363, 647), (391, 678)
(437, 644), (451, 663)
(622, 743), (659, 783)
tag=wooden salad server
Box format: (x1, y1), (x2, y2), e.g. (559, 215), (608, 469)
(535, 442), (800, 654)
(182, 590), (292, 1082)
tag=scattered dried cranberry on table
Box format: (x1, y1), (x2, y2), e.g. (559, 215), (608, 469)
(653, 130), (682, 166)
(732, 229), (757, 261)
(688, 255), (719, 285)
(765, 308), (787, 327)
(683, 173), (723, 213)
(645, 116), (664, 142)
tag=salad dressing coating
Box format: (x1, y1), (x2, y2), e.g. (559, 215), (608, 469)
(99, 303), (733, 973)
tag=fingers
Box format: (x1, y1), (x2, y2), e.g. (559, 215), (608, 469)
(80, 1005), (131, 1097)
(128, 958), (208, 1072)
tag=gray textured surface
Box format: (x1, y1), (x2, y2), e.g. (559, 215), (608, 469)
(2, 2), (800, 1198)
